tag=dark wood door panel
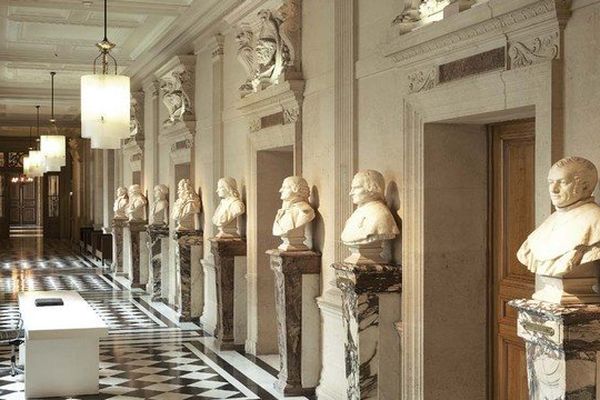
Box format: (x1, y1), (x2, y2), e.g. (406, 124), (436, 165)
(491, 119), (535, 400)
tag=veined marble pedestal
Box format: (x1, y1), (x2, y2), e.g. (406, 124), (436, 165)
(111, 218), (127, 275)
(128, 221), (147, 289)
(268, 249), (321, 396)
(146, 224), (169, 301)
(510, 299), (600, 399)
(210, 237), (246, 350)
(174, 230), (202, 322)
(333, 262), (402, 400)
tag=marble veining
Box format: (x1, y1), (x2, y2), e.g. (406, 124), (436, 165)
(174, 230), (202, 322)
(128, 221), (147, 289)
(146, 224), (169, 301)
(333, 262), (402, 400)
(111, 218), (127, 275)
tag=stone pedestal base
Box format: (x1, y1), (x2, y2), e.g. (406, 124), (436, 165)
(147, 224), (169, 301)
(111, 218), (127, 275)
(174, 230), (203, 322)
(333, 262), (402, 400)
(268, 249), (321, 396)
(510, 299), (600, 399)
(210, 237), (246, 350)
(533, 260), (600, 305)
(128, 221), (147, 289)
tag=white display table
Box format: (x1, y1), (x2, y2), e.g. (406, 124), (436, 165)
(18, 290), (108, 398)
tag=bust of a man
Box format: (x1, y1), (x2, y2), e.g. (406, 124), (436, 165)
(341, 170), (400, 246)
(126, 184), (147, 222)
(212, 177), (245, 238)
(272, 176), (315, 251)
(517, 157), (600, 277)
(151, 184), (169, 225)
(171, 179), (201, 231)
(113, 186), (129, 220)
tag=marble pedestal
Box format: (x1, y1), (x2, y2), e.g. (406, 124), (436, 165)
(174, 230), (203, 322)
(333, 262), (402, 400)
(111, 218), (127, 275)
(146, 224), (169, 301)
(268, 249), (321, 396)
(510, 299), (600, 399)
(210, 237), (246, 350)
(128, 221), (147, 289)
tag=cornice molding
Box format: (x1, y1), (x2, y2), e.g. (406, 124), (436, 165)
(128, 0), (244, 88)
(385, 0), (570, 66)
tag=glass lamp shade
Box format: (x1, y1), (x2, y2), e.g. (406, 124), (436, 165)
(23, 156), (31, 176)
(91, 134), (122, 149)
(81, 74), (130, 147)
(28, 150), (45, 177)
(40, 135), (66, 172)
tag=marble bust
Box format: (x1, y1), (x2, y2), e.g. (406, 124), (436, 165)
(150, 184), (169, 226)
(126, 184), (148, 222)
(341, 170), (399, 264)
(171, 178), (201, 231)
(212, 177), (245, 238)
(113, 186), (129, 220)
(272, 176), (315, 251)
(517, 157), (600, 278)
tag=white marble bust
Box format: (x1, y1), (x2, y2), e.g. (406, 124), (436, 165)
(341, 170), (399, 264)
(272, 176), (315, 251)
(517, 157), (600, 277)
(150, 184), (169, 226)
(171, 178), (201, 231)
(212, 177), (245, 238)
(113, 186), (129, 220)
(126, 184), (148, 222)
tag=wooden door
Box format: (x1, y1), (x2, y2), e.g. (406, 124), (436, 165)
(9, 177), (37, 225)
(491, 119), (536, 400)
(43, 173), (61, 238)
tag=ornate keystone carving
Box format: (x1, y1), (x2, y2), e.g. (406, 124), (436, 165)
(509, 32), (559, 69)
(283, 107), (300, 124)
(234, 0), (302, 97)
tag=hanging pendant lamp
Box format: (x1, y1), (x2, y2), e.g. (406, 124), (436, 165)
(41, 72), (66, 172)
(80, 0), (130, 149)
(28, 105), (45, 178)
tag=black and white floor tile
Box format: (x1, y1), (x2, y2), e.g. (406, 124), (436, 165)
(0, 237), (309, 400)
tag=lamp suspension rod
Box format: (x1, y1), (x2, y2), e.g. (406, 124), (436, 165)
(50, 72), (56, 123)
(103, 0), (108, 42)
(36, 105), (40, 137)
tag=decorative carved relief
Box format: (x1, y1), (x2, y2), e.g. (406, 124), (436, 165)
(67, 138), (81, 162)
(283, 107), (300, 124)
(408, 67), (437, 93)
(234, 0), (301, 97)
(130, 91), (144, 138)
(159, 65), (194, 127)
(392, 0), (476, 35)
(249, 118), (261, 132)
(509, 32), (559, 69)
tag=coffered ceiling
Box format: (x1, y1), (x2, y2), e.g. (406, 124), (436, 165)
(0, 0), (199, 136)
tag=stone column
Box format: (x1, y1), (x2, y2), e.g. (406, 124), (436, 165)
(268, 249), (321, 396)
(147, 224), (169, 301)
(174, 230), (202, 322)
(128, 221), (146, 289)
(511, 299), (600, 399)
(111, 218), (127, 275)
(333, 262), (402, 400)
(210, 237), (246, 350)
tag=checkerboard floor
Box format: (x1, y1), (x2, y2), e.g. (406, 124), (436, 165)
(0, 238), (300, 400)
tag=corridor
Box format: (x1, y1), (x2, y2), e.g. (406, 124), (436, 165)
(0, 237), (299, 400)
